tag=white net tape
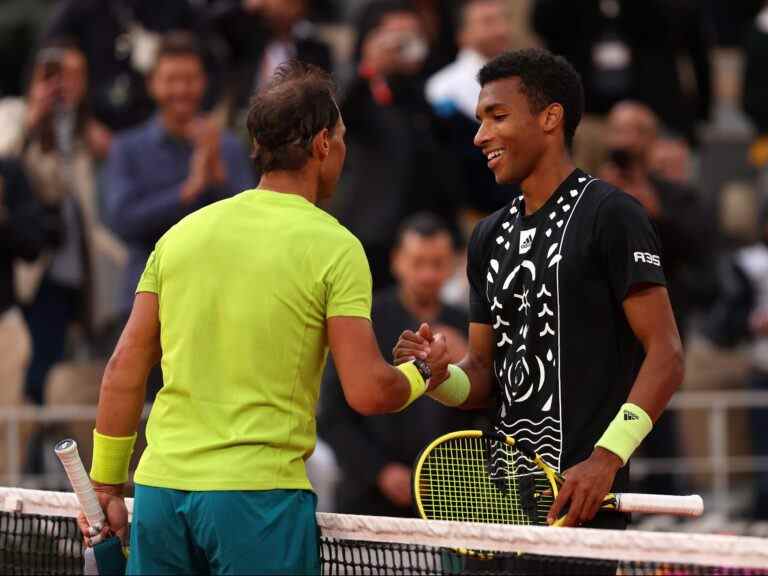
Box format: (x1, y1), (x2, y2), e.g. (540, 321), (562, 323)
(3, 487), (768, 570)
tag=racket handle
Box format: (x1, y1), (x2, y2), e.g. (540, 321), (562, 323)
(54, 439), (106, 530)
(614, 493), (704, 516)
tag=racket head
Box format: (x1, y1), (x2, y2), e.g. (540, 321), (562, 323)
(413, 430), (561, 526)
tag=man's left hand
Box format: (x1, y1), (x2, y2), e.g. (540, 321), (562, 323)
(547, 447), (623, 527)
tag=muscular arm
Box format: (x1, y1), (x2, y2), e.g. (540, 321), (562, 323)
(623, 284), (684, 421)
(95, 293), (162, 436)
(327, 316), (414, 415)
(549, 283), (684, 527)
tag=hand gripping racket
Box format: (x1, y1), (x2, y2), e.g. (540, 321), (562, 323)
(413, 430), (703, 526)
(55, 439), (128, 576)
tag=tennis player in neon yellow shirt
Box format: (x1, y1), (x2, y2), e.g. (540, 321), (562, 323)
(79, 62), (447, 575)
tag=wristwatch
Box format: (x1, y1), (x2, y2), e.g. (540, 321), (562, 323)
(413, 358), (432, 382)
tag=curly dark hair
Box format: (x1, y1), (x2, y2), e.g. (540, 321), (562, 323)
(478, 49), (584, 149)
(246, 60), (340, 173)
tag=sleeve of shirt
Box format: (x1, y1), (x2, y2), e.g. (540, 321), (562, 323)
(595, 191), (667, 302)
(326, 237), (373, 320)
(467, 220), (492, 324)
(136, 249), (160, 295)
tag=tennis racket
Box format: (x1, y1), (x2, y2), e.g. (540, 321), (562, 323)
(413, 430), (704, 527)
(55, 439), (128, 576)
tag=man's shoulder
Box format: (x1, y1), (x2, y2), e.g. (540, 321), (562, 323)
(577, 177), (645, 222)
(469, 202), (516, 248)
(307, 210), (366, 256)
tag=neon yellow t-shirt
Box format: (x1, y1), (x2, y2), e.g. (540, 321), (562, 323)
(133, 189), (372, 491)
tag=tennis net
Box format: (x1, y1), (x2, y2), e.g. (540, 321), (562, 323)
(1, 487), (767, 575)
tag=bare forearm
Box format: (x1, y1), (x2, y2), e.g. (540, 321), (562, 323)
(626, 337), (684, 422)
(351, 361), (411, 415)
(456, 354), (494, 410)
(95, 345), (157, 436)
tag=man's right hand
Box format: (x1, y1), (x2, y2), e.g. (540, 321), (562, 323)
(393, 323), (451, 389)
(76, 483), (129, 547)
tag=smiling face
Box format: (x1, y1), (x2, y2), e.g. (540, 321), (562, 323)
(473, 77), (548, 185)
(149, 54), (206, 124)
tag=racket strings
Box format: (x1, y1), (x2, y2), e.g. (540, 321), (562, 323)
(417, 436), (554, 525)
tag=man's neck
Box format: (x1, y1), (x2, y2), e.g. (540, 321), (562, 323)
(399, 287), (441, 322)
(160, 112), (194, 140)
(258, 171), (319, 204)
(520, 150), (576, 215)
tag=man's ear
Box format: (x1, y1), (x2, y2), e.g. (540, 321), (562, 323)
(312, 128), (331, 161)
(540, 102), (565, 136)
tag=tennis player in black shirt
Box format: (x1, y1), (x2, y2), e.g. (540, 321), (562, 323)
(395, 49), (684, 529)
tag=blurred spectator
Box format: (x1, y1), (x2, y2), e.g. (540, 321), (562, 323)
(532, 0), (712, 142)
(702, 206), (768, 519)
(0, 40), (126, 406)
(599, 101), (716, 340)
(0, 159), (57, 475)
(205, 0), (332, 130)
(330, 0), (460, 289)
(425, 0), (513, 223)
(744, 1), (768, 200)
(43, 0), (213, 158)
(599, 100), (717, 495)
(104, 32), (253, 337)
(319, 213), (483, 517)
(408, 0), (461, 77)
(744, 2), (768, 135)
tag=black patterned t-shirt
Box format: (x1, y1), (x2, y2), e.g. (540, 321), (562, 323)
(466, 169), (666, 491)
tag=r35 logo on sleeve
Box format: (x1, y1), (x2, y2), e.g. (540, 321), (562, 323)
(633, 251), (661, 266)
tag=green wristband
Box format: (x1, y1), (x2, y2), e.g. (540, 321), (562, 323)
(595, 403), (653, 465)
(395, 361), (428, 411)
(427, 364), (471, 407)
(90, 430), (137, 485)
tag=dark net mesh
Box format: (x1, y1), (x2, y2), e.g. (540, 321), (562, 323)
(1, 510), (765, 575)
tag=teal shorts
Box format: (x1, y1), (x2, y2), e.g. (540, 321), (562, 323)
(127, 485), (319, 575)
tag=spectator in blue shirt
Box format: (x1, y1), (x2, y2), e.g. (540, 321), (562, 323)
(105, 31), (254, 318)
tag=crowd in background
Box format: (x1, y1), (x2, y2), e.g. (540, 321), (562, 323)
(2, 0), (768, 520)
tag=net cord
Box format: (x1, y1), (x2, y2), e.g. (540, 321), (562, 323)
(2, 487), (766, 570)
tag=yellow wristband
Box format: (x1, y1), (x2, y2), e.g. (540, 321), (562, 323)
(395, 361), (428, 411)
(595, 403), (653, 465)
(90, 430), (137, 485)
(427, 364), (471, 407)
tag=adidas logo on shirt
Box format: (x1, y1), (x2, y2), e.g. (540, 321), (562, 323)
(519, 228), (536, 255)
(623, 410), (640, 421)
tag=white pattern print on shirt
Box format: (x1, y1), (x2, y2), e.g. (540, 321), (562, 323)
(485, 178), (593, 472)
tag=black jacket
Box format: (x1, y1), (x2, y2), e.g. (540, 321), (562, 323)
(0, 160), (58, 314)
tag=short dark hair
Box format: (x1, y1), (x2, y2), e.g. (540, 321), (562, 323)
(247, 60), (340, 173)
(478, 48), (584, 148)
(395, 212), (455, 248)
(155, 30), (204, 67)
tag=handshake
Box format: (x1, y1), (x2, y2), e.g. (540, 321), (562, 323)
(393, 323), (451, 391)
